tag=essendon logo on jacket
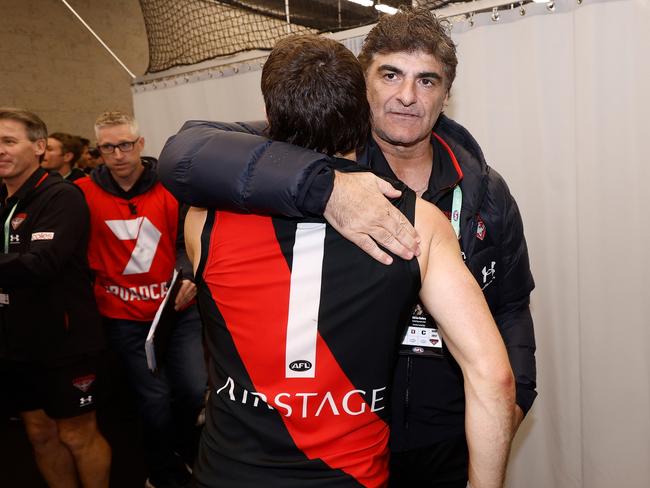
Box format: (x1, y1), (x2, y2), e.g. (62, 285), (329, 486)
(11, 213), (27, 230)
(476, 215), (486, 240)
(72, 374), (96, 393)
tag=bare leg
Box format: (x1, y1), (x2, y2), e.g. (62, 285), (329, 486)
(57, 411), (111, 488)
(21, 409), (80, 488)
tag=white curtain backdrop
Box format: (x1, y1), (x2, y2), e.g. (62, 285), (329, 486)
(133, 68), (266, 158)
(447, 1), (650, 486)
(133, 0), (650, 486)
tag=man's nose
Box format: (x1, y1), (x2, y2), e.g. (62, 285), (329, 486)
(396, 79), (417, 106)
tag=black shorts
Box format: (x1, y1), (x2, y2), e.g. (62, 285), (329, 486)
(0, 354), (105, 419)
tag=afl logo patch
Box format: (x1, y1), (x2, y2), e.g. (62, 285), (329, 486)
(289, 360), (312, 372)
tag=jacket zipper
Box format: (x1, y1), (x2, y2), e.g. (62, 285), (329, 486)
(404, 355), (413, 429)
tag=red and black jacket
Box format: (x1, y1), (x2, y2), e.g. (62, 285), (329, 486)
(76, 160), (192, 322)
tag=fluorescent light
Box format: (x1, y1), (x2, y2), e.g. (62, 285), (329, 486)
(347, 0), (374, 7)
(375, 4), (398, 14)
(531, 0), (548, 2)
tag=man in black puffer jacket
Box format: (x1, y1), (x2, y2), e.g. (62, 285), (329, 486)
(159, 7), (535, 487)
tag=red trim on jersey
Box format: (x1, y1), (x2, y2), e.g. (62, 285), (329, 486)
(203, 211), (388, 487)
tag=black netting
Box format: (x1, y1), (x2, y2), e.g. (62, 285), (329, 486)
(139, 0), (464, 73)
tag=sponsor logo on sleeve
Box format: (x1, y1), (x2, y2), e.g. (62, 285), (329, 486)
(31, 232), (55, 241)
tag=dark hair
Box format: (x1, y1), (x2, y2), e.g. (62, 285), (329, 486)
(261, 34), (370, 156)
(49, 132), (83, 163)
(358, 7), (457, 90)
(0, 107), (48, 142)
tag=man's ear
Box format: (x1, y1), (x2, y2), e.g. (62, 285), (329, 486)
(63, 151), (74, 164)
(34, 138), (46, 157)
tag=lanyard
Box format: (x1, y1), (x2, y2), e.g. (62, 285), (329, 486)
(450, 185), (462, 239)
(3, 202), (18, 254)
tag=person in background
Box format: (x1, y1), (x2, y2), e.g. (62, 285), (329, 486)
(42, 132), (86, 181)
(0, 107), (110, 488)
(77, 137), (103, 174)
(76, 112), (207, 488)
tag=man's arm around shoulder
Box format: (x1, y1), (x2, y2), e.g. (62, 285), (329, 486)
(157, 121), (421, 263)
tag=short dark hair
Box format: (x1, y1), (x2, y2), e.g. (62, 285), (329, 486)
(49, 132), (83, 163)
(358, 7), (457, 90)
(261, 34), (370, 156)
(0, 107), (48, 142)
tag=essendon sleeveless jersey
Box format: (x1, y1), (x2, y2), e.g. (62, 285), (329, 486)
(195, 190), (420, 488)
(76, 178), (179, 321)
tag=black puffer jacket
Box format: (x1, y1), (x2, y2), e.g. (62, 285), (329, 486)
(158, 115), (537, 448)
(0, 168), (104, 364)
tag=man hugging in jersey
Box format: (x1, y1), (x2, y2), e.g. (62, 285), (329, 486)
(180, 35), (514, 488)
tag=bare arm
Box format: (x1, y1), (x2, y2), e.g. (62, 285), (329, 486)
(416, 199), (515, 488)
(184, 207), (208, 277)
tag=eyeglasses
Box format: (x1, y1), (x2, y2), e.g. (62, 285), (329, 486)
(98, 138), (140, 154)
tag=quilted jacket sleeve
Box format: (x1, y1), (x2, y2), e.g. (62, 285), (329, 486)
(157, 120), (335, 217)
(491, 173), (537, 414)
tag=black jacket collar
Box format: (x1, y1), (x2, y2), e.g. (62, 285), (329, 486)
(1, 167), (53, 208)
(358, 130), (463, 204)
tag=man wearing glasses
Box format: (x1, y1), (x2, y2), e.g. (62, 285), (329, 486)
(76, 112), (207, 488)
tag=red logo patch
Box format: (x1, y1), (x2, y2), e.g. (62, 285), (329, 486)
(11, 213), (27, 230)
(72, 374), (96, 393)
(476, 216), (486, 241)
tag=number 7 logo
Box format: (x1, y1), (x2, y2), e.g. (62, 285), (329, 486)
(105, 217), (162, 275)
